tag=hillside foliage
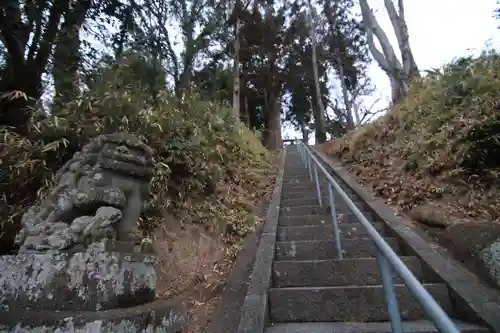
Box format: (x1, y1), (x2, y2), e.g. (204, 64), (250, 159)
(324, 50), (500, 221)
(0, 57), (275, 254)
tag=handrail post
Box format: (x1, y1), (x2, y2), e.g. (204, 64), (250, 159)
(313, 163), (322, 207)
(307, 153), (313, 181)
(376, 250), (404, 333)
(327, 183), (343, 259)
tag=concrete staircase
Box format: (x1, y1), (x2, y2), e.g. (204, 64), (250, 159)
(266, 147), (488, 333)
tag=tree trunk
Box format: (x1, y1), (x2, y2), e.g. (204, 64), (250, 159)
(0, 89), (35, 135)
(300, 121), (309, 144)
(265, 95), (283, 150)
(0, 59), (41, 135)
(241, 93), (250, 125)
(0, 0), (68, 133)
(231, 7), (241, 120)
(337, 59), (355, 129)
(52, 0), (91, 110)
(384, 0), (419, 79)
(359, 0), (417, 103)
(307, 0), (327, 143)
(352, 100), (361, 125)
(177, 67), (193, 106)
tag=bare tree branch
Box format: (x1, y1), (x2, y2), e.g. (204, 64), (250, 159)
(359, 0), (415, 103)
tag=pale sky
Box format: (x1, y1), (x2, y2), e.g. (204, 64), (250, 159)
(77, 0), (500, 142)
(284, 0), (500, 142)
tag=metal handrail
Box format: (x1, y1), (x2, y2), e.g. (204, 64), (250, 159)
(294, 141), (460, 333)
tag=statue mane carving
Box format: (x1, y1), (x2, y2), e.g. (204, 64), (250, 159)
(15, 132), (154, 252)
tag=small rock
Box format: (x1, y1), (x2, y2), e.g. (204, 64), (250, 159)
(409, 203), (452, 228)
(442, 221), (500, 288)
(442, 221), (500, 257)
(481, 239), (500, 287)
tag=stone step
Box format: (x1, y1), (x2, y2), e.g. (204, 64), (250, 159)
(280, 197), (328, 206)
(283, 168), (323, 173)
(281, 184), (329, 190)
(269, 152), (487, 333)
(283, 173), (308, 177)
(281, 184), (328, 194)
(277, 224), (385, 242)
(281, 181), (319, 188)
(279, 205), (327, 217)
(279, 205), (373, 219)
(280, 197), (365, 208)
(283, 176), (309, 179)
(285, 177), (331, 186)
(281, 188), (329, 196)
(282, 179), (315, 186)
(281, 191), (325, 201)
(278, 212), (378, 227)
(272, 257), (422, 288)
(336, 211), (379, 225)
(281, 181), (356, 195)
(275, 238), (400, 261)
(284, 161), (308, 165)
(284, 159), (307, 163)
(268, 283), (451, 322)
(283, 174), (311, 179)
(281, 195), (361, 208)
(266, 320), (489, 333)
(283, 168), (310, 172)
(335, 198), (364, 210)
(278, 214), (330, 226)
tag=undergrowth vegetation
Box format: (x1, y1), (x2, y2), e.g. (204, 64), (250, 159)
(0, 59), (276, 254)
(324, 50), (500, 222)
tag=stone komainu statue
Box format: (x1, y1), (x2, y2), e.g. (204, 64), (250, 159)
(15, 132), (154, 252)
(0, 133), (188, 332)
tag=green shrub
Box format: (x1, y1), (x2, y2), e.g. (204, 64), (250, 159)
(323, 50), (500, 215)
(0, 58), (274, 254)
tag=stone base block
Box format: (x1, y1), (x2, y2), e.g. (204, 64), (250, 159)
(0, 242), (159, 312)
(0, 299), (188, 333)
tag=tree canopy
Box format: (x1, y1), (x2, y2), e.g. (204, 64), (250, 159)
(0, 0), (371, 143)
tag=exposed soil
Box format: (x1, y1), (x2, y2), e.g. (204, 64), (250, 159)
(153, 152), (280, 332)
(153, 219), (231, 333)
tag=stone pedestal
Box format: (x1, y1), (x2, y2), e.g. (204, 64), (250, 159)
(0, 241), (188, 332)
(0, 242), (157, 312)
(0, 133), (188, 332)
(0, 299), (187, 333)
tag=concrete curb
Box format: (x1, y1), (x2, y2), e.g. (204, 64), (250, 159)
(206, 223), (263, 333)
(236, 148), (287, 333)
(312, 146), (500, 333)
(207, 195), (271, 333)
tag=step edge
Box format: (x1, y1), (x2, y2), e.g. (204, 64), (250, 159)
(277, 224), (383, 230)
(272, 256), (418, 264)
(269, 282), (445, 292)
(266, 319), (489, 332)
(275, 237), (392, 245)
